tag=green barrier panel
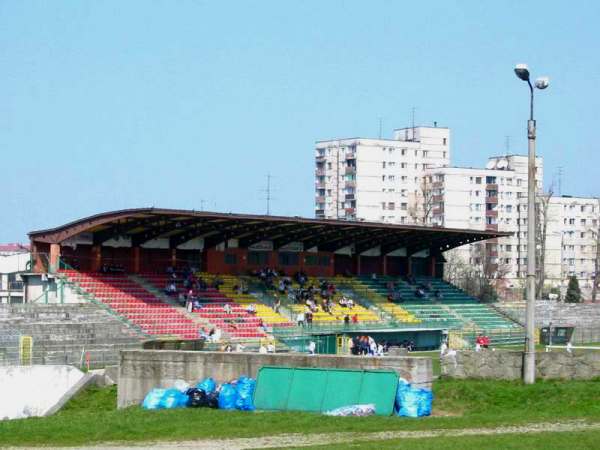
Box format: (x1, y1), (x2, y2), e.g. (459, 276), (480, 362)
(254, 366), (398, 416)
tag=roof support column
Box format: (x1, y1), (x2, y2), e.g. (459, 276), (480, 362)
(49, 244), (61, 273)
(133, 247), (141, 274)
(171, 249), (177, 269)
(357, 255), (362, 276)
(382, 255), (388, 276)
(429, 255), (436, 277)
(91, 245), (102, 272)
(407, 257), (412, 276)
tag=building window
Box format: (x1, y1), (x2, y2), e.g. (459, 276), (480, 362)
(475, 177), (482, 184)
(278, 252), (299, 266)
(224, 253), (237, 265)
(248, 251), (269, 266)
(443, 138), (447, 145)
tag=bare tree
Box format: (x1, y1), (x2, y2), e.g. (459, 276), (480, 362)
(408, 175), (435, 225)
(535, 188), (553, 296)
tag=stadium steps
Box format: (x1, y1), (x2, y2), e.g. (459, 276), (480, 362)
(130, 275), (218, 338)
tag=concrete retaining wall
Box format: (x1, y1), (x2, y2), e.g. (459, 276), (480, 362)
(117, 350), (433, 408)
(441, 350), (600, 380)
(0, 365), (91, 420)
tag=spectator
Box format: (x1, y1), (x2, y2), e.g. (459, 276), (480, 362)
(306, 311), (313, 327)
(344, 314), (350, 326)
(267, 342), (275, 353)
(296, 311), (305, 327)
(566, 340), (573, 354)
(259, 344), (268, 354)
(307, 340), (316, 355)
(416, 288), (427, 298)
(223, 303), (233, 315)
(351, 314), (358, 324)
(246, 303), (257, 315)
(434, 289), (443, 300)
(274, 296), (281, 314)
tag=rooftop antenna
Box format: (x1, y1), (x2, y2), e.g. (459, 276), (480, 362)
(557, 166), (563, 196)
(260, 173), (275, 215)
(504, 135), (511, 156)
(378, 117), (383, 139)
(199, 199), (206, 211)
(411, 106), (416, 140)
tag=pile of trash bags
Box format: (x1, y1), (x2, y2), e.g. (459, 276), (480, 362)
(394, 378), (433, 418)
(142, 376), (256, 411)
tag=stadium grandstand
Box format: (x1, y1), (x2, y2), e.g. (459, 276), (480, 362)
(22, 207), (524, 355)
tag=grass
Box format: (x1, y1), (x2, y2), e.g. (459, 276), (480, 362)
(1, 379), (599, 447)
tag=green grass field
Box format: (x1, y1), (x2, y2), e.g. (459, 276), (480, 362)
(1, 378), (599, 448)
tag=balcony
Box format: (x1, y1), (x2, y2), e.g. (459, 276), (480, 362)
(315, 168), (326, 177)
(486, 224), (499, 232)
(315, 195), (325, 203)
(486, 209), (498, 217)
(315, 155), (325, 162)
(345, 153), (356, 160)
(345, 166), (356, 174)
(486, 196), (498, 204)
(432, 194), (444, 203)
(345, 208), (356, 214)
(345, 194), (355, 200)
(486, 183), (498, 190)
(345, 180), (356, 188)
(315, 181), (325, 189)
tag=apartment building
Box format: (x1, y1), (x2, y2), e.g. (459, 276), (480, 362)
(315, 126), (450, 223)
(544, 196), (599, 294)
(315, 126), (599, 297)
(427, 155), (543, 280)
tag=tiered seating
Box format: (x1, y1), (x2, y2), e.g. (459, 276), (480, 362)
(201, 274), (294, 328)
(60, 270), (200, 340)
(140, 272), (293, 338)
(378, 303), (421, 324)
(193, 303), (267, 339)
(285, 276), (380, 324)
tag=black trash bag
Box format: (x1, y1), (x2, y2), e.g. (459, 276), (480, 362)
(206, 391), (219, 409)
(186, 388), (208, 407)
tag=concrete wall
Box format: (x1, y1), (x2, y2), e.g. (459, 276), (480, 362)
(0, 365), (88, 420)
(117, 349), (433, 408)
(441, 350), (600, 380)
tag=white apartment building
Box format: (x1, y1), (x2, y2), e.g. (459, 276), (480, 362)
(544, 196), (599, 294)
(315, 126), (450, 223)
(315, 126), (599, 298)
(427, 155), (544, 280)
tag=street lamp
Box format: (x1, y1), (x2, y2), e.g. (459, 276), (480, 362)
(514, 63), (549, 384)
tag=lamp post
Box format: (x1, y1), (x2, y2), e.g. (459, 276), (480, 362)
(514, 64), (549, 384)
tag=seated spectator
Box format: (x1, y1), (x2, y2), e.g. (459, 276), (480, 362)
(278, 279), (286, 294)
(273, 296), (281, 313)
(296, 311), (305, 327)
(347, 298), (354, 309)
(236, 342), (245, 352)
(371, 273), (377, 280)
(164, 282), (177, 295)
(434, 289), (443, 300)
(223, 303), (232, 315)
(246, 303), (257, 315)
(415, 288), (427, 298)
(267, 342), (275, 353)
(351, 313), (358, 324)
(259, 344), (268, 354)
(339, 296), (349, 307)
(344, 314), (350, 326)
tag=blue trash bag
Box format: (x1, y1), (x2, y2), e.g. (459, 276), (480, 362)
(196, 377), (217, 394)
(159, 388), (189, 409)
(394, 378), (433, 418)
(416, 389), (434, 417)
(234, 377), (256, 411)
(218, 383), (238, 410)
(142, 388), (166, 410)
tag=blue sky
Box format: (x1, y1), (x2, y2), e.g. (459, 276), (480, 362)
(2, 0), (599, 242)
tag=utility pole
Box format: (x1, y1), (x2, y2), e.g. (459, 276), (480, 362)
(505, 135), (511, 156)
(411, 107), (417, 141)
(378, 117), (383, 139)
(557, 166), (563, 196)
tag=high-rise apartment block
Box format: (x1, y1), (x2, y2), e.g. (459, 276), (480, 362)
(315, 127), (450, 223)
(315, 125), (599, 297)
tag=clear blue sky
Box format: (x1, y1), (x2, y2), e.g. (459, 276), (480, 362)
(2, 0), (599, 242)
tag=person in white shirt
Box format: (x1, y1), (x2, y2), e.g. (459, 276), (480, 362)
(224, 303), (232, 314)
(246, 304), (256, 314)
(308, 340), (316, 355)
(297, 311), (305, 326)
(236, 343), (245, 352)
(566, 341), (573, 354)
(259, 344), (268, 354)
(267, 342), (275, 353)
(440, 341), (448, 356)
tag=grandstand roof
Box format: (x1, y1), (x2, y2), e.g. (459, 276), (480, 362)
(28, 208), (508, 254)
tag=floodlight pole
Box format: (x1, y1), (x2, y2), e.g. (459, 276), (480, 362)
(524, 78), (537, 384)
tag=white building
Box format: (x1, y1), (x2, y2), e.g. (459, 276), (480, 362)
(315, 126), (450, 223)
(0, 245), (29, 304)
(315, 126), (599, 299)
